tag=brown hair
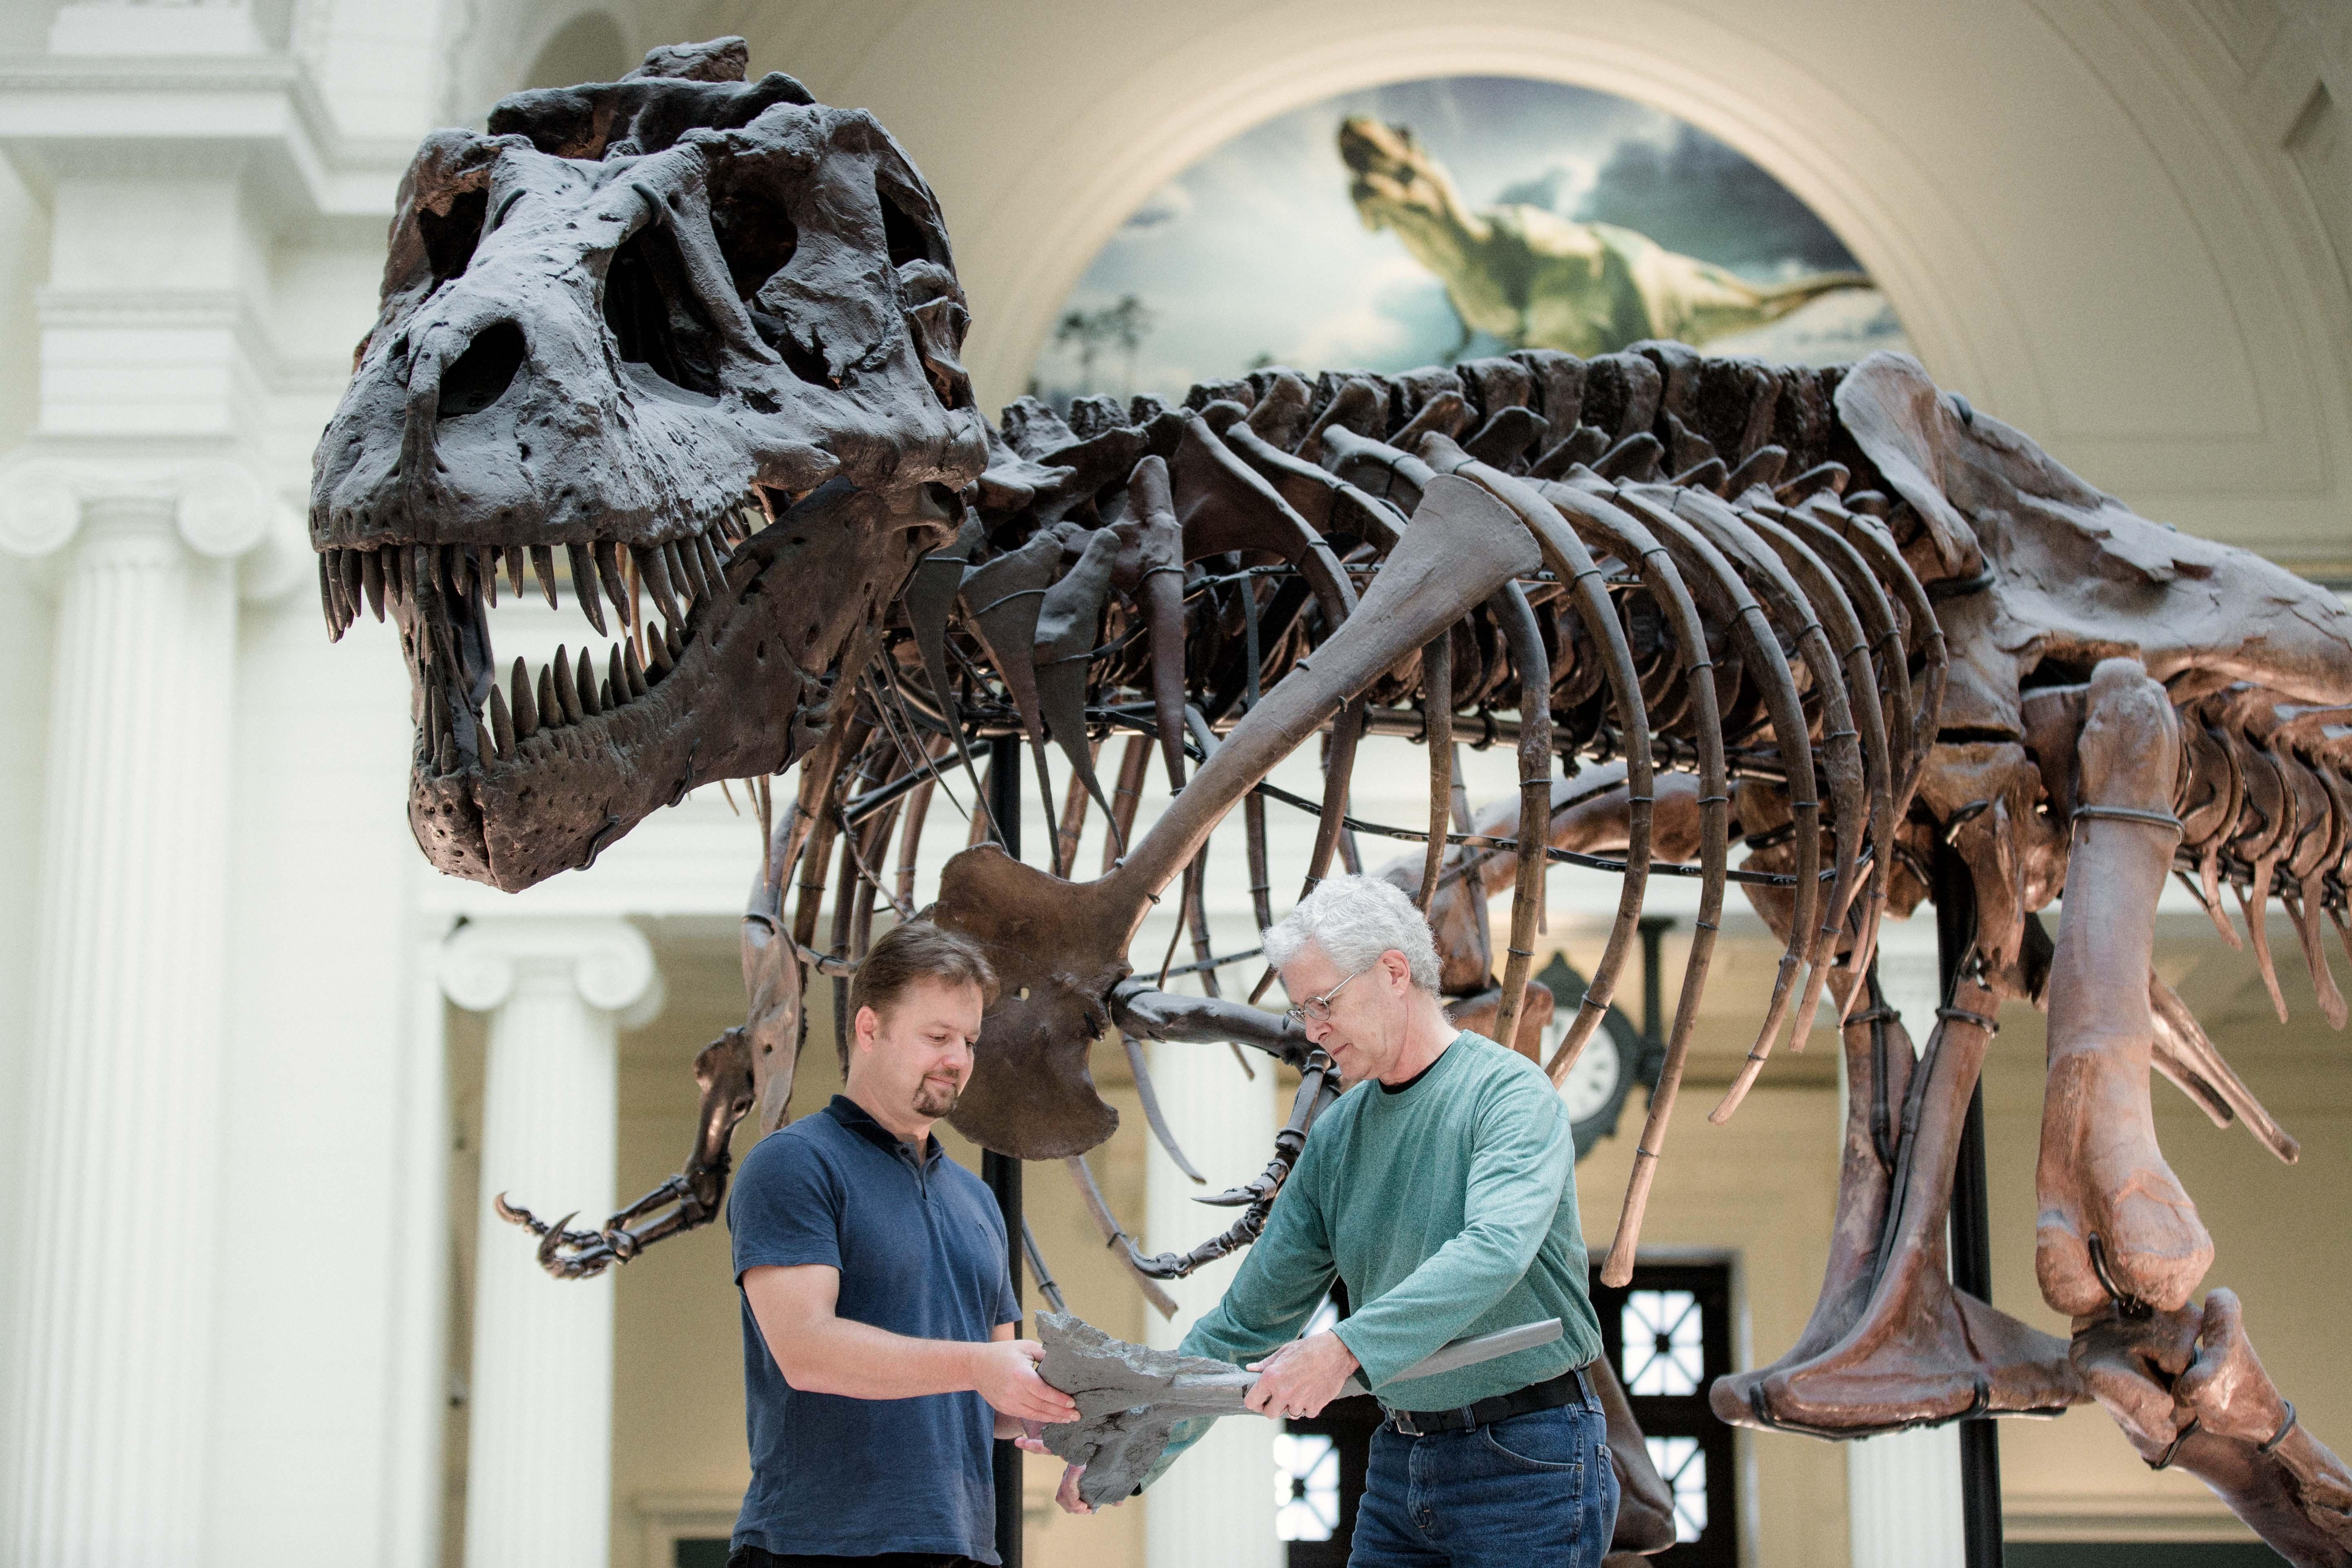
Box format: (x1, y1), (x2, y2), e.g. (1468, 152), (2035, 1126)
(844, 921), (997, 1061)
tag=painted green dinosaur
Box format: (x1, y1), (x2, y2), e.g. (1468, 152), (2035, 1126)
(1340, 115), (1873, 357)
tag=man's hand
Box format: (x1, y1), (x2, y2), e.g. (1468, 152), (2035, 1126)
(969, 1338), (1080, 1426)
(1245, 1330), (1359, 1421)
(1010, 1424), (1107, 1518)
(1051, 1460), (1096, 1515)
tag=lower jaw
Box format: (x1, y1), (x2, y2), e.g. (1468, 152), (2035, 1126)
(407, 645), (815, 890)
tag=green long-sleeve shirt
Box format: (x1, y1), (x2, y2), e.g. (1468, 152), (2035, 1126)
(1144, 1031), (1603, 1488)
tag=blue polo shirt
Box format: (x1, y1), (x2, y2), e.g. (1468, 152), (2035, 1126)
(728, 1094), (1018, 1562)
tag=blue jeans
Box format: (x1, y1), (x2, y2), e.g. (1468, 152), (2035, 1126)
(1347, 1393), (1619, 1566)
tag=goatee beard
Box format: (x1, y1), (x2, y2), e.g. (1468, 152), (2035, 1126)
(913, 1081), (960, 1118)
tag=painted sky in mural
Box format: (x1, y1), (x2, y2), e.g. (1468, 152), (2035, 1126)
(1033, 75), (1907, 409)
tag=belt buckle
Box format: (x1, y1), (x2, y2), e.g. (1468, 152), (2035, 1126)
(1390, 1408), (1422, 1437)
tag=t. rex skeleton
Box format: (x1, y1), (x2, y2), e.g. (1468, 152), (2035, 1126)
(307, 41), (2352, 1564)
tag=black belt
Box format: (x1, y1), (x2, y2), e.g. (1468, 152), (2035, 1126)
(1384, 1364), (1594, 1436)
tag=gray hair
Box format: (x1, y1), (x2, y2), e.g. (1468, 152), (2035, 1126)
(1261, 875), (1442, 992)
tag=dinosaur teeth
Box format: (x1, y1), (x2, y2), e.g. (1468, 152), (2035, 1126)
(361, 547), (386, 620)
(359, 526), (704, 776)
(594, 541), (632, 630)
(318, 551), (347, 641)
(553, 643), (583, 724)
(511, 656), (538, 737)
(675, 531), (712, 605)
(488, 684), (514, 759)
(568, 541), (606, 635)
(338, 547), (365, 625)
(637, 543), (684, 626)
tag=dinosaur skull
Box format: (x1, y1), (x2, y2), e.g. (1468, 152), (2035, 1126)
(309, 46), (987, 890)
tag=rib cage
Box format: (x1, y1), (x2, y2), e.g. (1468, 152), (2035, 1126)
(512, 341), (2347, 1289)
(740, 341), (1962, 1285)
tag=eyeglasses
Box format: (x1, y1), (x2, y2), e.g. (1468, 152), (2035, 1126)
(1284, 963), (1373, 1026)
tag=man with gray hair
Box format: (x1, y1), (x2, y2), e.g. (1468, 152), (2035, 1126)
(1049, 874), (1614, 1564)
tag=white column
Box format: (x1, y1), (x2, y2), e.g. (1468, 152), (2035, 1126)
(1845, 924), (1964, 1568)
(1143, 1033), (1283, 1568)
(440, 918), (662, 1568)
(383, 933), (455, 1568)
(3, 490), (239, 1566)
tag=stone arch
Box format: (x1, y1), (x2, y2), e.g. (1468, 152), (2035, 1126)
(760, 2), (2345, 563)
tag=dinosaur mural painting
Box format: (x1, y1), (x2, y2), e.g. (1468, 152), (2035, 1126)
(1339, 115), (1873, 358)
(309, 40), (2352, 1564)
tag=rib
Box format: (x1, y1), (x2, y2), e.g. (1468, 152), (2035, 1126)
(1106, 732), (1149, 875)
(1530, 482), (1731, 1285)
(1123, 1032), (1206, 1183)
(1483, 580), (1553, 1053)
(1675, 487), (1866, 1066)
(1430, 442), (1655, 1069)
(1740, 501), (1895, 1024)
(1773, 503), (1911, 1011)
(1811, 501), (1947, 808)
(1063, 1155), (1179, 1319)
(1125, 456), (1191, 793)
(1608, 484), (1824, 1118)
(1419, 630), (1454, 912)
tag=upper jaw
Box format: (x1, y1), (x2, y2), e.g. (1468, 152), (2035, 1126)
(345, 477), (950, 891)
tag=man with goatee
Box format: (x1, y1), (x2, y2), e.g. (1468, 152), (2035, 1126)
(726, 921), (1078, 1567)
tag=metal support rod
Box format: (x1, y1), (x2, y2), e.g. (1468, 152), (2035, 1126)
(1934, 843), (2002, 1568)
(983, 734), (1025, 1568)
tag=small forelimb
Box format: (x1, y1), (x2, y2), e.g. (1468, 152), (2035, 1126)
(1126, 1050), (1341, 1280)
(499, 1029), (757, 1281)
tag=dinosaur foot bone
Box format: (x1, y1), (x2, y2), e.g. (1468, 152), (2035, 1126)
(1713, 979), (2084, 1434)
(2038, 657), (2212, 1317)
(2075, 1291), (2352, 1567)
(1727, 1258), (2081, 1437)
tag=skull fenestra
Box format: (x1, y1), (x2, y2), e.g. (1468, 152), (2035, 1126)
(309, 42), (989, 890)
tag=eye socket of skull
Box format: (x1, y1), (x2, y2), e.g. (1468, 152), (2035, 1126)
(419, 186), (489, 292)
(706, 173), (800, 300)
(602, 215), (726, 398)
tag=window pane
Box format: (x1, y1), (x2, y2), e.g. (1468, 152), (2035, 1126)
(1621, 1289), (1704, 1396)
(1645, 1434), (1710, 1542)
(1273, 1432), (1340, 1541)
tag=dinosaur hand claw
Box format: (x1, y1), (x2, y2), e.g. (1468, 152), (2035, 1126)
(495, 1194), (620, 1280)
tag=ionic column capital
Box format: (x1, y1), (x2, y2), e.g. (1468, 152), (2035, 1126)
(0, 452), (307, 600)
(438, 916), (665, 1029)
